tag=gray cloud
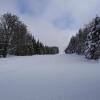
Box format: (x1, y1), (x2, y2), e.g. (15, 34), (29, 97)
(0, 0), (100, 52)
(53, 14), (75, 30)
(20, 0), (49, 17)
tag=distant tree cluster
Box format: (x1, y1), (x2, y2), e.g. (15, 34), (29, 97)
(0, 13), (59, 57)
(65, 16), (100, 60)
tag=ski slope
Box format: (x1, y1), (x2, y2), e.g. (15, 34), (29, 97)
(0, 54), (100, 100)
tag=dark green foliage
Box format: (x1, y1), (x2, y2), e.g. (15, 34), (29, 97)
(65, 36), (77, 54)
(85, 17), (100, 59)
(44, 46), (59, 54)
(0, 13), (59, 57)
(65, 16), (100, 60)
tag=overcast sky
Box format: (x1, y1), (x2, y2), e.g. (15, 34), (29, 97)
(0, 0), (100, 52)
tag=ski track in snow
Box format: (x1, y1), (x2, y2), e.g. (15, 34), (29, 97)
(0, 54), (100, 100)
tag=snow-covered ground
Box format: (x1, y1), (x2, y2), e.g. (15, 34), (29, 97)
(0, 54), (100, 100)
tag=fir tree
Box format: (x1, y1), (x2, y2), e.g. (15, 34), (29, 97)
(85, 17), (100, 59)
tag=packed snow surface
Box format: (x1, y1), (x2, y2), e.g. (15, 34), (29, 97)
(0, 54), (100, 100)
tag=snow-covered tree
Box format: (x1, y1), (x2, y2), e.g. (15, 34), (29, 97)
(85, 16), (100, 59)
(0, 13), (59, 57)
(65, 16), (100, 59)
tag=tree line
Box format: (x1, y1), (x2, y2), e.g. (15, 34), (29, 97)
(65, 16), (100, 60)
(0, 13), (59, 57)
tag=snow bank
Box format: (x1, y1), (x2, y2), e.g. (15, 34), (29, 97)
(0, 54), (100, 100)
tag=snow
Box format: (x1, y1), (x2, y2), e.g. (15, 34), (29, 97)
(96, 24), (100, 30)
(0, 54), (100, 100)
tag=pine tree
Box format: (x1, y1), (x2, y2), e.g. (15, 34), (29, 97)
(0, 13), (59, 57)
(85, 16), (100, 59)
(65, 36), (77, 54)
